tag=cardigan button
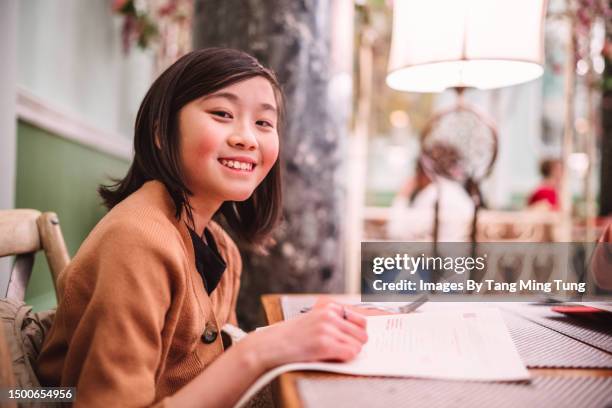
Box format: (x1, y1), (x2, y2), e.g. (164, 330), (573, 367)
(201, 322), (218, 344)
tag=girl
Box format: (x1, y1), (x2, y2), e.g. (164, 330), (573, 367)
(36, 48), (367, 407)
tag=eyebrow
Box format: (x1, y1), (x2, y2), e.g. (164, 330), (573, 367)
(204, 91), (278, 114)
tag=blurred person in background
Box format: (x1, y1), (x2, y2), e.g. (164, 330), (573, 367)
(592, 222), (612, 290)
(388, 143), (474, 242)
(527, 158), (563, 211)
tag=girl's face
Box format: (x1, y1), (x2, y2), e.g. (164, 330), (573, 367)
(178, 76), (280, 204)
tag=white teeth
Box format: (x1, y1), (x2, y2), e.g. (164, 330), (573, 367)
(220, 159), (253, 171)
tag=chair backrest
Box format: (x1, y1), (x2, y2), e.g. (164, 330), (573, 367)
(0, 210), (69, 395)
(365, 206), (562, 242)
(0, 323), (16, 407)
(0, 209), (70, 301)
(476, 210), (562, 242)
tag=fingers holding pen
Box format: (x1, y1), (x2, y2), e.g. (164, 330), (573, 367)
(306, 309), (366, 362)
(321, 302), (368, 327)
(314, 303), (368, 344)
(253, 300), (370, 367)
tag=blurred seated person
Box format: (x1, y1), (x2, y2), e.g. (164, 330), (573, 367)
(592, 222), (612, 290)
(527, 158), (562, 211)
(388, 143), (475, 242)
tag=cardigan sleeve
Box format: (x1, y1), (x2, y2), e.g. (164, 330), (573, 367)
(57, 220), (180, 407)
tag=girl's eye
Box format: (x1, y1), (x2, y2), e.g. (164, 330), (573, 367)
(256, 120), (274, 128)
(211, 111), (233, 119)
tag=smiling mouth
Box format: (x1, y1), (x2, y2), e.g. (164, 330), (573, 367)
(219, 159), (256, 172)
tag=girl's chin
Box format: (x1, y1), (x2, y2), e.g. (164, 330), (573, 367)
(224, 190), (254, 202)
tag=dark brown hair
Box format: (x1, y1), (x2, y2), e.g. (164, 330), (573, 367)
(419, 142), (464, 180)
(539, 158), (561, 178)
(99, 48), (284, 246)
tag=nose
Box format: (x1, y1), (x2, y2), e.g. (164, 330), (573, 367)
(228, 121), (258, 151)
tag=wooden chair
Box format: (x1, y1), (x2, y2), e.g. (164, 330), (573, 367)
(0, 209), (70, 301)
(0, 210), (69, 395)
(0, 323), (16, 407)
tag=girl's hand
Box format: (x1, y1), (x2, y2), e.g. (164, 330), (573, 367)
(242, 302), (368, 371)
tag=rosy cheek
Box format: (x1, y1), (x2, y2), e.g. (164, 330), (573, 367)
(262, 138), (280, 169)
(195, 137), (218, 158)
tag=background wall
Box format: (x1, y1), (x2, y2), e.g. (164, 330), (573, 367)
(17, 0), (153, 137)
(0, 0), (18, 296)
(17, 122), (129, 310)
(8, 0), (155, 308)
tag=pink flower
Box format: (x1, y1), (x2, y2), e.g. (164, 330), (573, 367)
(112, 0), (130, 12)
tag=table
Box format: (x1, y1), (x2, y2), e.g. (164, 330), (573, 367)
(261, 294), (612, 408)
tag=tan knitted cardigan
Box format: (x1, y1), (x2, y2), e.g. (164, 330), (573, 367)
(36, 180), (242, 407)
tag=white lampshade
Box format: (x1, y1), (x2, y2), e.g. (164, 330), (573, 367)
(387, 0), (547, 92)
